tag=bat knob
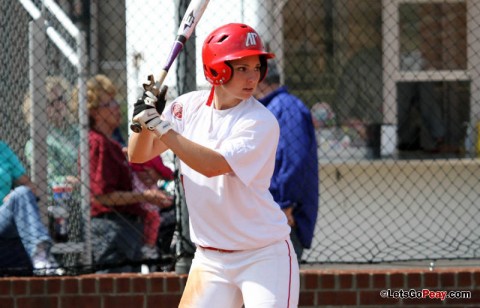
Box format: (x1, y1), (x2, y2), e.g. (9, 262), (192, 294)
(130, 122), (143, 133)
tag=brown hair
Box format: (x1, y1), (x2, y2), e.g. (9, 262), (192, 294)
(71, 74), (118, 127)
(86, 74), (117, 109)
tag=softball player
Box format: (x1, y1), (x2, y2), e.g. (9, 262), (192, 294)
(129, 23), (299, 307)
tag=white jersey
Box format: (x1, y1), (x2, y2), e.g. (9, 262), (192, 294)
(163, 90), (290, 250)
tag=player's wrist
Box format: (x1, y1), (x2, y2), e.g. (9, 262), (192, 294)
(150, 120), (173, 138)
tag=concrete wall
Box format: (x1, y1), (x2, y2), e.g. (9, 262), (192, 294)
(305, 158), (480, 263)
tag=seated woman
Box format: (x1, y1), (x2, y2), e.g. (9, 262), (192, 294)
(0, 141), (63, 276)
(81, 74), (172, 273)
(23, 76), (79, 188)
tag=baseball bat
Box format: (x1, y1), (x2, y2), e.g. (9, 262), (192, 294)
(130, 0), (210, 133)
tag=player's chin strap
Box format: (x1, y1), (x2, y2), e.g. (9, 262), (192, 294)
(205, 86), (215, 107)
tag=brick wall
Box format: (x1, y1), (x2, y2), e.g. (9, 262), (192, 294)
(1, 267), (478, 308)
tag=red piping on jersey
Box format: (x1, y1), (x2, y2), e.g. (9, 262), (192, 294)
(285, 239), (293, 308)
(206, 86), (215, 106)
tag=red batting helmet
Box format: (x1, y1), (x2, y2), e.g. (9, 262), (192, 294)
(202, 23), (275, 85)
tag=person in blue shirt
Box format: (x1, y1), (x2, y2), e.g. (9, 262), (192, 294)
(0, 141), (63, 275)
(254, 61), (319, 261)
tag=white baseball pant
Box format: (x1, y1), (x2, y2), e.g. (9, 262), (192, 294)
(179, 238), (299, 308)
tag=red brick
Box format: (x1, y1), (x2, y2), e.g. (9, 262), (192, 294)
(17, 296), (58, 308)
(98, 276), (114, 293)
(359, 290), (399, 305)
(469, 289), (480, 303)
(104, 295), (144, 307)
(147, 294), (182, 307)
(338, 273), (353, 289)
(0, 280), (11, 295)
(303, 272), (318, 289)
(12, 279), (28, 295)
(298, 291), (315, 306)
(132, 277), (147, 293)
(424, 272), (439, 288)
(444, 294), (479, 307)
(29, 279), (45, 295)
(166, 276), (181, 293)
(320, 274), (336, 289)
(456, 271), (472, 287)
(407, 272), (421, 288)
(46, 278), (61, 294)
(150, 276), (165, 293)
(81, 277), (97, 293)
(356, 273), (370, 288)
(2, 268), (480, 308)
(318, 290), (357, 305)
(390, 273), (405, 288)
(473, 271), (480, 286)
(0, 298), (14, 308)
(402, 296), (440, 306)
(61, 295), (102, 308)
(62, 277), (80, 293)
(115, 276), (131, 293)
(439, 272), (455, 287)
(179, 275), (188, 290)
(372, 273), (387, 288)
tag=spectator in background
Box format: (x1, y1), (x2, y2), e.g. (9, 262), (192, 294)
(254, 60), (319, 261)
(0, 141), (64, 276)
(23, 76), (79, 187)
(130, 155), (174, 262)
(82, 74), (173, 273)
(86, 75), (175, 269)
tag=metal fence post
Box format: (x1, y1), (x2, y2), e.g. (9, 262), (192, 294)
(28, 17), (48, 224)
(76, 30), (92, 267)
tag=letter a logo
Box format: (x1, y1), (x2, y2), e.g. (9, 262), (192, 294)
(246, 32), (258, 47)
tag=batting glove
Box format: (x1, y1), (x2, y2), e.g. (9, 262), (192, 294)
(132, 84), (168, 118)
(132, 87), (172, 137)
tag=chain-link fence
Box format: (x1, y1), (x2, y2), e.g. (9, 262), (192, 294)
(1, 0), (479, 276)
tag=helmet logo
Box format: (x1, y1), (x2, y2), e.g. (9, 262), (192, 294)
(246, 32), (258, 47)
